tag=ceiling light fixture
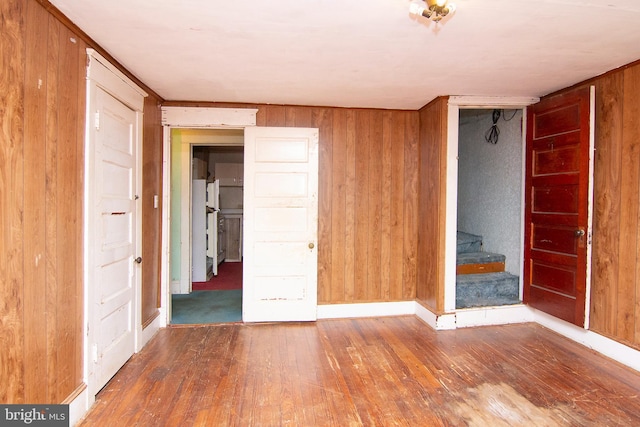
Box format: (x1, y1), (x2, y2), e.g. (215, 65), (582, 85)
(409, 0), (456, 23)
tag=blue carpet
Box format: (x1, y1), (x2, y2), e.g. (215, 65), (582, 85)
(171, 290), (242, 324)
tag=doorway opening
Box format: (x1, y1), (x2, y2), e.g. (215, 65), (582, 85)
(169, 129), (245, 324)
(455, 108), (524, 309)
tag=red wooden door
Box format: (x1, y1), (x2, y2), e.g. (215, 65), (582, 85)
(524, 87), (592, 327)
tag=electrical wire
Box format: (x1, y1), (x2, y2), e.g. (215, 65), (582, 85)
(484, 109), (519, 144)
(484, 109), (501, 144)
(502, 109), (518, 121)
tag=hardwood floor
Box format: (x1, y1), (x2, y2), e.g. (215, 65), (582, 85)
(78, 317), (640, 426)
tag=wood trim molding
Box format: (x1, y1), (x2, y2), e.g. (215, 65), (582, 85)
(87, 49), (147, 111)
(448, 95), (540, 108)
(161, 106), (258, 127)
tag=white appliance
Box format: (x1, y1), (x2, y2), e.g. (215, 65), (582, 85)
(193, 179), (225, 282)
(206, 180), (220, 210)
(206, 209), (226, 276)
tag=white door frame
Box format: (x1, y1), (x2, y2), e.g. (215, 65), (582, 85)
(84, 49), (148, 398)
(160, 107), (258, 324)
(445, 96), (539, 313)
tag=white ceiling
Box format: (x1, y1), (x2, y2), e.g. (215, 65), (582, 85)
(50, 0), (640, 110)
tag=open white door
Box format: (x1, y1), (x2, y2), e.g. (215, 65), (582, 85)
(243, 126), (319, 322)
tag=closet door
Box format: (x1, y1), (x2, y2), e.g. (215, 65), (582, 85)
(523, 86), (594, 327)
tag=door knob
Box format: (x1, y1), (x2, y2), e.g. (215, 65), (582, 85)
(134, 256), (142, 264)
(574, 229), (585, 238)
(308, 243), (315, 249)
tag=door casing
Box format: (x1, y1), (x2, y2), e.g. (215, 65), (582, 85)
(446, 96), (539, 313)
(84, 49), (149, 398)
(160, 107), (257, 325)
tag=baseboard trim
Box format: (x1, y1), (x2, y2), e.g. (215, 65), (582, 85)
(317, 301), (415, 320)
(414, 302), (456, 330)
(137, 313), (162, 352)
(533, 309), (640, 372)
(170, 280), (182, 294)
(455, 304), (534, 328)
(67, 385), (92, 426)
(415, 301), (640, 372)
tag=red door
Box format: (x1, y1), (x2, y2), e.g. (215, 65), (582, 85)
(524, 87), (592, 327)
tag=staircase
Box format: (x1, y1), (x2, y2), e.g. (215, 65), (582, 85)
(456, 232), (520, 309)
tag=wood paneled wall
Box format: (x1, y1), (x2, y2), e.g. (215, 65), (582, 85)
(416, 97), (449, 313)
(1, 0), (86, 403)
(0, 0), (165, 404)
(164, 102), (420, 303)
(585, 61), (640, 349)
(141, 96), (164, 326)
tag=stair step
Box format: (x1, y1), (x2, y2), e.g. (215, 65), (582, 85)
(456, 252), (505, 274)
(456, 272), (520, 309)
(457, 231), (483, 254)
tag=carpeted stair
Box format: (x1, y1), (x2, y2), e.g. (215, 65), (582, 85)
(456, 232), (520, 309)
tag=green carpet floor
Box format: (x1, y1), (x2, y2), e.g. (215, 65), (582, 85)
(171, 290), (242, 324)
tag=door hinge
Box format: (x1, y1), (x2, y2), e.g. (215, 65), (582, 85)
(95, 110), (100, 131)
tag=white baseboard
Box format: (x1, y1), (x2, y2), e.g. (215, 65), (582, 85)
(533, 309), (640, 372)
(137, 314), (162, 352)
(455, 304), (534, 328)
(414, 302), (456, 330)
(317, 301), (415, 319)
(170, 280), (182, 294)
(414, 301), (640, 373)
(68, 386), (92, 427)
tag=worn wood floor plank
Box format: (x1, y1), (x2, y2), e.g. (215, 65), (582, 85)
(78, 317), (640, 426)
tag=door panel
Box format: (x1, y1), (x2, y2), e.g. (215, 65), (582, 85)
(93, 87), (137, 389)
(524, 87), (592, 326)
(243, 126), (319, 322)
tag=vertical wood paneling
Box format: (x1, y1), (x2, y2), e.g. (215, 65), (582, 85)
(286, 105), (312, 127)
(354, 111), (370, 300)
(142, 95), (163, 327)
(344, 111), (357, 301)
(23, 0), (49, 403)
(590, 73), (623, 336)
(616, 72), (640, 340)
(403, 111), (420, 300)
(54, 22), (83, 400)
(624, 66), (640, 344)
(44, 13), (61, 404)
(265, 105), (286, 127)
(587, 61), (640, 349)
(313, 108), (333, 304)
(417, 98), (448, 312)
(367, 111), (383, 300)
(175, 102), (419, 304)
(380, 112), (393, 300)
(1, 0), (90, 403)
(329, 109), (347, 302)
(389, 112), (406, 300)
(74, 35), (87, 397)
(0, 0), (26, 404)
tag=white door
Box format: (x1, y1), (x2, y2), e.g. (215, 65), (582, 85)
(91, 87), (138, 389)
(243, 127), (319, 322)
